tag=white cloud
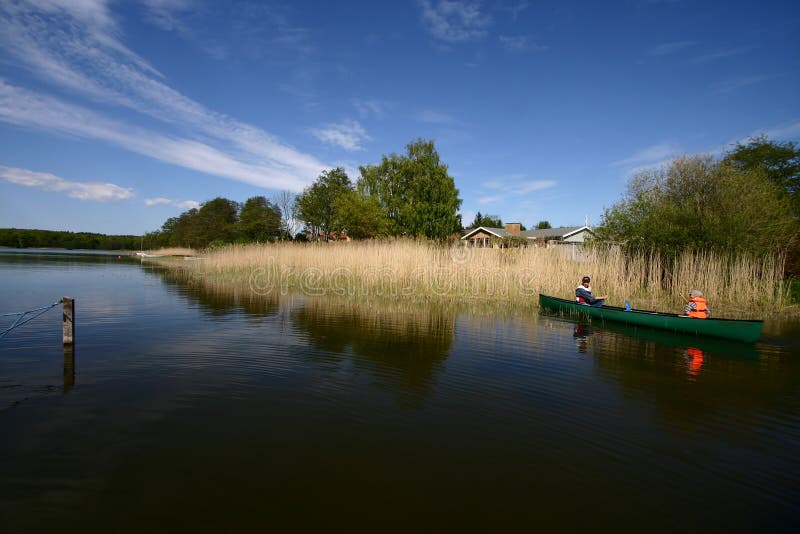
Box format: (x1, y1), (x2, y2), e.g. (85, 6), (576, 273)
(0, 81), (315, 191)
(0, 164), (133, 201)
(478, 195), (503, 204)
(419, 0), (491, 43)
(761, 119), (800, 140)
(144, 196), (199, 209)
(614, 143), (678, 166)
(0, 1), (328, 192)
(310, 120), (370, 151)
(144, 197), (172, 206)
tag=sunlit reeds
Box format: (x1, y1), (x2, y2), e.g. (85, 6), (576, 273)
(154, 240), (790, 318)
(144, 247), (198, 256)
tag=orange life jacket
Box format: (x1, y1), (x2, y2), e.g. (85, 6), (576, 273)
(688, 297), (708, 319)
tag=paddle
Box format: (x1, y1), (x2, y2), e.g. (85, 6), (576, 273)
(679, 291), (690, 303)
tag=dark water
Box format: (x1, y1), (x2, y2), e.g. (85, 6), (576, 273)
(1, 250), (799, 532)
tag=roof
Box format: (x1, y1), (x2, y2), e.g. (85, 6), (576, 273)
(523, 226), (592, 239)
(462, 225), (594, 240)
(461, 226), (509, 239)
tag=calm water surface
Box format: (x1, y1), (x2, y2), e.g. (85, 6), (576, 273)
(1, 250), (799, 532)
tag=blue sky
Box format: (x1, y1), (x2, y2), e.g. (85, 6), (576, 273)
(0, 0), (798, 235)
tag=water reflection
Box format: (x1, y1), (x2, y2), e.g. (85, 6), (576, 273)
(292, 298), (454, 405)
(152, 268), (279, 317)
(563, 317), (800, 419)
(63, 345), (75, 394)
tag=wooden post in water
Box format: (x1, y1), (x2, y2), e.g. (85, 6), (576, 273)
(63, 344), (75, 394)
(62, 297), (74, 345)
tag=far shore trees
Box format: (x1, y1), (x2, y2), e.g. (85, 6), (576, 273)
(144, 195), (284, 248)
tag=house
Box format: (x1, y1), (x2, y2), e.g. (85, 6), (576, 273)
(461, 223), (594, 247)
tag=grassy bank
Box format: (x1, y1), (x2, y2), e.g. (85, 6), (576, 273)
(152, 240), (793, 318)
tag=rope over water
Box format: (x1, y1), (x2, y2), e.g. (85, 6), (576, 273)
(0, 300), (62, 340)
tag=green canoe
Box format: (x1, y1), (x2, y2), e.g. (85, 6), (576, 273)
(538, 294), (763, 343)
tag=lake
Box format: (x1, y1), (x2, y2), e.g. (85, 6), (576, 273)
(1, 249), (799, 532)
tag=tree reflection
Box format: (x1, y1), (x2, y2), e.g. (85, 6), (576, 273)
(151, 268), (279, 317)
(292, 298), (455, 406)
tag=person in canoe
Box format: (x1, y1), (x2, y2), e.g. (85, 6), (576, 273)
(575, 276), (608, 307)
(682, 290), (710, 319)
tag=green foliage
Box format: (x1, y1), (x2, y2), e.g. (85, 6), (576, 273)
(294, 167), (353, 238)
(239, 196), (281, 242)
(536, 220), (552, 230)
(0, 228), (139, 250)
(196, 197), (239, 245)
(469, 211), (503, 228)
(724, 135), (800, 214)
(595, 155), (799, 257)
(358, 139), (462, 239)
(335, 190), (390, 239)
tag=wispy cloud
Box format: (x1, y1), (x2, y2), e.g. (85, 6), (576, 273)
(140, 0), (194, 32)
(0, 81), (314, 190)
(710, 74), (771, 94)
(497, 1), (529, 22)
(761, 119), (800, 140)
(478, 195), (503, 205)
(646, 40), (696, 56)
(0, 1), (328, 192)
(613, 143), (679, 166)
(519, 180), (557, 193)
(0, 164), (133, 201)
(310, 120), (370, 151)
(353, 98), (388, 120)
(416, 110), (456, 124)
(498, 35), (547, 52)
(144, 197), (199, 209)
(689, 46), (751, 64)
(477, 176), (557, 204)
(418, 0), (491, 43)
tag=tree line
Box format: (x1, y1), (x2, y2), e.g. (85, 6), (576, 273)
(144, 195), (286, 249)
(147, 138), (463, 247)
(0, 228), (140, 250)
(595, 136), (800, 273)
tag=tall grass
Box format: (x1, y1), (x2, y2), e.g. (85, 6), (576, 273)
(143, 247), (198, 256)
(154, 240), (790, 318)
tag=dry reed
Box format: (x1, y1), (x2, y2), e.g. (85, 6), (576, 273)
(153, 240), (790, 318)
(144, 247), (198, 256)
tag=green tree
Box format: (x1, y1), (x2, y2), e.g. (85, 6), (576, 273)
(358, 139), (461, 239)
(238, 196), (281, 242)
(596, 155), (799, 256)
(724, 135), (800, 214)
(335, 190), (391, 239)
(196, 197), (239, 245)
(536, 220), (552, 229)
(294, 167), (353, 239)
(469, 212), (503, 228)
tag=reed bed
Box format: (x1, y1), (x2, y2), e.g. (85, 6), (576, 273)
(154, 240), (791, 318)
(145, 247), (198, 256)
